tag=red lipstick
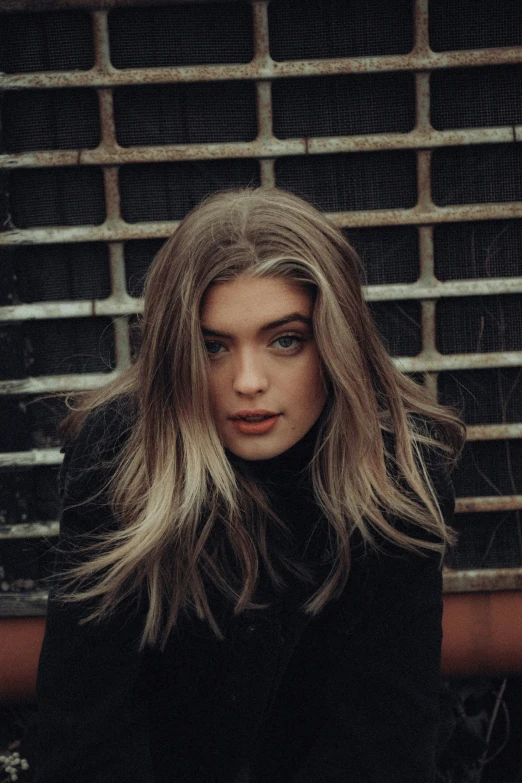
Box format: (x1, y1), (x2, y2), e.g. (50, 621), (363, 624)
(229, 410), (281, 435)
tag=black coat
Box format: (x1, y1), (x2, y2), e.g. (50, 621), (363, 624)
(34, 406), (455, 783)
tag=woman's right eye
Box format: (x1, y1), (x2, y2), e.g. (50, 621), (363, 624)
(204, 341), (223, 356)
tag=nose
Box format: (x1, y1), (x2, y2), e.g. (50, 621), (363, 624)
(232, 350), (269, 396)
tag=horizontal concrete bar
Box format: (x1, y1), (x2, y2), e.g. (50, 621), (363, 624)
(0, 592), (49, 617)
(443, 568), (522, 593)
(1, 48), (520, 91)
(0, 297), (140, 323)
(0, 372), (120, 395)
(455, 495), (522, 513)
(395, 351), (522, 373)
(2, 203), (522, 247)
(0, 522), (59, 539)
(0, 126), (518, 170)
(0, 449), (62, 467)
(466, 424), (522, 441)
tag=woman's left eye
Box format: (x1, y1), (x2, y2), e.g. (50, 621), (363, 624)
(274, 334), (304, 350)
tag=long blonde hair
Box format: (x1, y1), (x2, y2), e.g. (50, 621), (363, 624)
(59, 187), (465, 649)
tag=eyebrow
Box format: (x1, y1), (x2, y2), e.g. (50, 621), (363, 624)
(201, 313), (313, 339)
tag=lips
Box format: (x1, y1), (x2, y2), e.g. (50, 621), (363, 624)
(230, 410), (280, 421)
(231, 415), (280, 435)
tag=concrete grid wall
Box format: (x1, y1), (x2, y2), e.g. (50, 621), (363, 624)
(0, 0), (522, 616)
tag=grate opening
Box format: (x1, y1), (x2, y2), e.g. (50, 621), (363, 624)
(434, 220), (522, 281)
(432, 144), (522, 207)
(436, 295), (522, 355)
(114, 83), (257, 147)
(128, 313), (142, 363)
(275, 152), (417, 213)
(1, 318), (115, 378)
(108, 4), (253, 68)
(0, 11), (94, 74)
(453, 440), (522, 498)
(1, 89), (100, 154)
(344, 226), (419, 286)
(272, 73), (415, 139)
(0, 325), (26, 381)
(368, 300), (422, 357)
(0, 529), (56, 590)
(0, 466), (61, 526)
(0, 399), (32, 452)
(430, 65), (522, 131)
(8, 168), (106, 229)
(268, 0), (414, 61)
(429, 0), (522, 52)
(0, 250), (16, 307)
(445, 510), (522, 570)
(0, 395), (68, 452)
(119, 160), (261, 223)
(125, 240), (164, 298)
(12, 243), (110, 303)
(438, 368), (522, 426)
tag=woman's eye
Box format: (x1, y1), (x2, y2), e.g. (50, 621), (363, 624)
(205, 341), (223, 355)
(274, 334), (303, 350)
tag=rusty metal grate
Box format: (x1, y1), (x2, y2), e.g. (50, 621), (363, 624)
(1, 0), (522, 614)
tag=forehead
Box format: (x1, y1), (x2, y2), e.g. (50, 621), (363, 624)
(200, 277), (313, 323)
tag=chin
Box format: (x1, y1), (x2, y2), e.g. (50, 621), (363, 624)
(225, 437), (290, 461)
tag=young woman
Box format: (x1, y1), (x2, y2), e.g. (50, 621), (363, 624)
(35, 188), (464, 783)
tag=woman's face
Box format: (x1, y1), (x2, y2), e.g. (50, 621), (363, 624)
(200, 275), (329, 461)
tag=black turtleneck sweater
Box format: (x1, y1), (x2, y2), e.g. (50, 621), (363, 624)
(35, 404), (455, 783)
(225, 415), (330, 603)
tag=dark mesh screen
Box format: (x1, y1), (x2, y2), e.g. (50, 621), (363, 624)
(429, 0), (522, 51)
(272, 73), (415, 138)
(268, 0), (414, 60)
(368, 301), (422, 357)
(0, 466), (60, 524)
(128, 314), (142, 362)
(0, 11), (94, 74)
(432, 145), (522, 207)
(13, 244), (110, 303)
(431, 66), (522, 130)
(275, 152), (417, 212)
(9, 168), (106, 228)
(27, 396), (67, 449)
(0, 250), (16, 307)
(114, 83), (257, 147)
(108, 4), (253, 68)
(438, 368), (522, 425)
(445, 511), (522, 570)
(344, 226), (419, 285)
(0, 326), (26, 381)
(119, 160), (260, 223)
(0, 534), (55, 590)
(0, 396), (67, 452)
(1, 89), (100, 153)
(125, 240), (164, 298)
(17, 317), (115, 376)
(434, 220), (522, 281)
(436, 295), (522, 354)
(0, 399), (31, 452)
(453, 440), (522, 497)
